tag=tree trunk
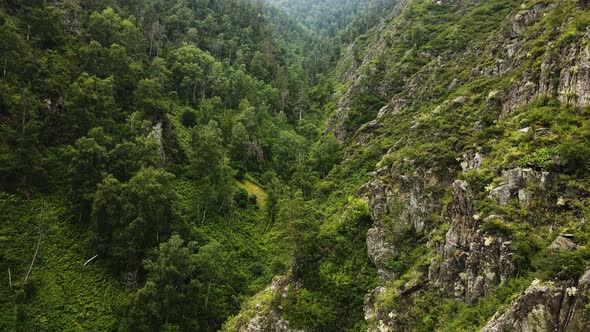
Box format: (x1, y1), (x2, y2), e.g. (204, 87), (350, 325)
(200, 204), (207, 224)
(290, 223), (297, 270)
(21, 106), (26, 137)
(3, 47), (7, 78)
(24, 224), (42, 283)
(204, 279), (212, 308)
(148, 35), (153, 57)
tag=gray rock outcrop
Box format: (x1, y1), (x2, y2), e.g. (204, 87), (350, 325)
(489, 168), (555, 206)
(357, 161), (442, 281)
(222, 276), (303, 332)
(429, 181), (514, 302)
(482, 268), (590, 332)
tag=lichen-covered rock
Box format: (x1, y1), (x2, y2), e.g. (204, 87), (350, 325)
(363, 286), (386, 323)
(489, 168), (555, 206)
(505, 4), (547, 38)
(357, 161), (443, 281)
(222, 275), (303, 332)
(342, 1), (589, 330)
(461, 151), (483, 172)
(358, 160), (447, 330)
(366, 227), (399, 281)
(482, 268), (590, 332)
(324, 0), (411, 142)
(549, 235), (577, 252)
(364, 274), (426, 332)
(429, 181), (514, 302)
(502, 25), (590, 115)
(557, 31), (590, 108)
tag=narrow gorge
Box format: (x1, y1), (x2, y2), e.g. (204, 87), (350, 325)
(1, 0), (590, 331)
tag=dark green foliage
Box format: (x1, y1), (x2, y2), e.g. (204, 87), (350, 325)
(460, 169), (495, 199)
(278, 197), (378, 331)
(268, 0), (396, 40)
(387, 224), (427, 276)
(181, 108), (198, 128)
(309, 135), (342, 177)
(124, 235), (200, 331)
(481, 218), (512, 237)
(0, 194), (125, 331)
(66, 136), (108, 219)
(511, 228), (541, 275)
(283, 289), (336, 331)
(0, 0), (353, 329)
(517, 147), (560, 170)
(189, 121), (236, 216)
(0, 87), (44, 192)
(345, 90), (386, 138)
(233, 186), (250, 208)
(64, 73), (118, 139)
(277, 189), (321, 276)
(134, 78), (168, 121)
(559, 139), (590, 176)
(534, 246), (590, 281)
(92, 167), (176, 271)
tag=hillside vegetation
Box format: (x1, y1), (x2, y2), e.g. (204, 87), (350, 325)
(2, 0), (590, 331)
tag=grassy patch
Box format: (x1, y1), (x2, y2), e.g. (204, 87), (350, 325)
(237, 179), (267, 208)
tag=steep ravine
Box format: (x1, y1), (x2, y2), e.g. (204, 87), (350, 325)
(226, 0), (590, 330)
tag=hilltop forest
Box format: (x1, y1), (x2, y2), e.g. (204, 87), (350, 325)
(2, 0), (590, 331)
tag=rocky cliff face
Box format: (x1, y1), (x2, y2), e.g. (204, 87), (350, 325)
(347, 0), (590, 330)
(357, 160), (442, 281)
(494, 3), (590, 116)
(428, 181), (515, 303)
(482, 268), (590, 332)
(222, 276), (303, 332)
(230, 0), (590, 329)
(325, 0), (411, 142)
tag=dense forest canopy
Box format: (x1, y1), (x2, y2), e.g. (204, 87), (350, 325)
(265, 0), (396, 40)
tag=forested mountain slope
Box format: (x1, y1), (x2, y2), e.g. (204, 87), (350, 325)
(2, 0), (590, 331)
(229, 0), (590, 331)
(264, 0), (396, 40)
(0, 0), (342, 330)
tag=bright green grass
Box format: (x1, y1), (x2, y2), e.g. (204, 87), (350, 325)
(237, 179), (267, 208)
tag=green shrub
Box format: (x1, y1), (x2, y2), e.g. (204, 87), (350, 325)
(481, 217), (512, 236)
(270, 259), (287, 275)
(512, 226), (541, 274)
(538, 248), (590, 281)
(461, 169), (494, 196)
(234, 187), (249, 208)
(180, 108), (198, 128)
(283, 289), (336, 331)
(559, 139), (590, 176)
(516, 147), (560, 170)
